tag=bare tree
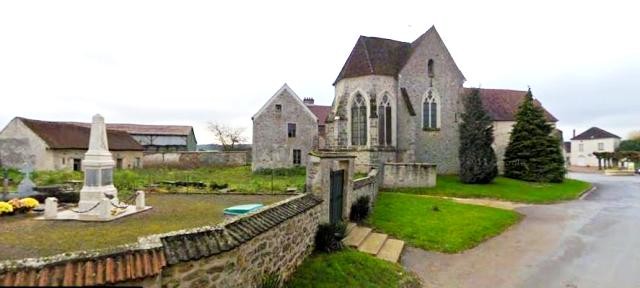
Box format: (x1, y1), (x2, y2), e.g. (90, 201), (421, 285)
(208, 122), (247, 151)
(629, 130), (640, 141)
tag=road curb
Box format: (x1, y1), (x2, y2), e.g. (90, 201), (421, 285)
(579, 185), (597, 200)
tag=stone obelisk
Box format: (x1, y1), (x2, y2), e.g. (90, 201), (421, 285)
(78, 114), (119, 210)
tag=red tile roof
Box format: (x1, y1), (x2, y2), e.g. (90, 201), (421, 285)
(571, 127), (620, 140)
(306, 105), (331, 125)
(464, 88), (558, 122)
(18, 118), (144, 151)
(0, 248), (165, 286)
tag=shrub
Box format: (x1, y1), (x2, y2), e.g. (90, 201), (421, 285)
(259, 272), (282, 288)
(349, 196), (371, 223)
(0, 201), (13, 215)
(314, 222), (346, 253)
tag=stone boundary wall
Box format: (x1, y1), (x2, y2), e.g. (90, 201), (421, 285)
(0, 194), (321, 287)
(350, 169), (379, 215)
(382, 163), (437, 188)
(143, 151), (249, 168)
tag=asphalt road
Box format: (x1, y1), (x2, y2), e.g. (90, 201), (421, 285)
(402, 173), (640, 288)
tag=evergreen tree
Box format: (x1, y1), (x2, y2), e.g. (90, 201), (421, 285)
(459, 88), (498, 183)
(503, 89), (565, 182)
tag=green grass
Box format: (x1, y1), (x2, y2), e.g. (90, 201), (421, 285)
(0, 194), (289, 260)
(287, 250), (420, 288)
(3, 166), (306, 196)
(369, 193), (522, 253)
(385, 175), (592, 204)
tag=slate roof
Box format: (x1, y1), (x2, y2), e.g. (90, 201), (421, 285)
(463, 88), (558, 122)
(571, 127), (621, 140)
(0, 247), (165, 286)
(333, 27), (464, 85)
(161, 194), (322, 265)
(334, 36), (411, 84)
(18, 118), (144, 151)
(306, 105), (332, 126)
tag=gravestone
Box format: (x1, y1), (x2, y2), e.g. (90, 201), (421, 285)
(17, 164), (36, 197)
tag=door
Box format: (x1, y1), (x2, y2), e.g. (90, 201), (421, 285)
(330, 170), (345, 224)
(73, 159), (82, 171)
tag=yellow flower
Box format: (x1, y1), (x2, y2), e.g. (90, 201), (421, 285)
(20, 198), (39, 209)
(0, 202), (13, 214)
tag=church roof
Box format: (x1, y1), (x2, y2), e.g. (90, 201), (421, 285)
(571, 127), (620, 140)
(333, 26), (464, 85)
(333, 36), (411, 84)
(465, 88), (558, 122)
(17, 117), (144, 151)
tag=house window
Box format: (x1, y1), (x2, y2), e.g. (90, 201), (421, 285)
(62, 158), (65, 165)
(293, 149), (301, 165)
(378, 94), (392, 146)
(427, 59), (435, 78)
(423, 89), (439, 129)
(598, 143), (604, 151)
(288, 123), (297, 138)
(116, 158), (123, 169)
(275, 104), (282, 113)
(73, 159), (82, 171)
(579, 143), (584, 152)
(135, 157), (141, 168)
(351, 93), (367, 146)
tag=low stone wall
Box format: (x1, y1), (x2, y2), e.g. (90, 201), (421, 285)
(382, 163), (436, 188)
(0, 194), (322, 288)
(143, 151), (249, 168)
(349, 169), (379, 216)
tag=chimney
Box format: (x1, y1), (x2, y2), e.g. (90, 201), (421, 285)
(303, 97), (314, 105)
(573, 129), (576, 138)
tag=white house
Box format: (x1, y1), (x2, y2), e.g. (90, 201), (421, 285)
(570, 127), (621, 167)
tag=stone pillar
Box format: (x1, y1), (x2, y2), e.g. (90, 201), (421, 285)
(98, 198), (111, 219)
(44, 197), (58, 219)
(135, 191), (146, 210)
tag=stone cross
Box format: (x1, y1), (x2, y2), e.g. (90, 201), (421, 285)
(17, 163), (35, 197)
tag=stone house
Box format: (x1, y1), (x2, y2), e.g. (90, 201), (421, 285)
(251, 84), (331, 171)
(73, 123), (197, 152)
(0, 117), (144, 171)
(570, 127), (621, 167)
(253, 26), (558, 174)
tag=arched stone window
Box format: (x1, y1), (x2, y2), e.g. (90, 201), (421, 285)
(423, 89), (439, 129)
(427, 59), (435, 78)
(378, 94), (392, 146)
(351, 93), (367, 146)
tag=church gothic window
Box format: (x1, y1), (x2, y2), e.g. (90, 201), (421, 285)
(423, 89), (439, 130)
(378, 94), (392, 146)
(351, 93), (367, 146)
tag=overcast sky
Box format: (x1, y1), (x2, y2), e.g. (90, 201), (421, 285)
(1, 0), (638, 144)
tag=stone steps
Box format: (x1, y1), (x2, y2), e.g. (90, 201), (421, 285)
(342, 223), (405, 263)
(358, 232), (387, 255)
(343, 226), (372, 248)
(376, 238), (405, 263)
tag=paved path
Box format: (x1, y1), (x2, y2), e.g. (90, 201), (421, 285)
(402, 173), (640, 288)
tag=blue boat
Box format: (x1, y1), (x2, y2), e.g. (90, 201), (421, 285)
(223, 203), (264, 216)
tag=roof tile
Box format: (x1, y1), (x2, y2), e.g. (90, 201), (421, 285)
(571, 127), (620, 140)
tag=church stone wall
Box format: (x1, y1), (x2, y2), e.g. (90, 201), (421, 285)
(398, 29), (465, 174)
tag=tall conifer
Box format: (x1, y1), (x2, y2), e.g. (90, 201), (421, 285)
(459, 88), (498, 183)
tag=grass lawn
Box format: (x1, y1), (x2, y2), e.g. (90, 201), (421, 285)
(369, 193), (522, 253)
(3, 166), (306, 196)
(0, 194), (289, 260)
(287, 250), (420, 288)
(386, 175), (592, 204)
